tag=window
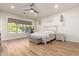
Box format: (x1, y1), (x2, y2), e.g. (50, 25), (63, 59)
(17, 24), (24, 32)
(8, 18), (32, 33)
(23, 24), (28, 32)
(8, 23), (17, 32)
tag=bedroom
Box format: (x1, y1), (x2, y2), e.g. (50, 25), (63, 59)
(0, 3), (79, 56)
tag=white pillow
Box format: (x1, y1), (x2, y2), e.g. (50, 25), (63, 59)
(43, 31), (55, 34)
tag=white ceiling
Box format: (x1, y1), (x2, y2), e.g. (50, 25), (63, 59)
(0, 3), (79, 19)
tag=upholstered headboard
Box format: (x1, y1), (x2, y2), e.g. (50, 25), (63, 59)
(42, 25), (58, 34)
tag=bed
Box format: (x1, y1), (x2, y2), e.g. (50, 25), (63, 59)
(29, 26), (57, 44)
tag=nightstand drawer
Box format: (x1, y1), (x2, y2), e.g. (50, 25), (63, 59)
(56, 34), (65, 42)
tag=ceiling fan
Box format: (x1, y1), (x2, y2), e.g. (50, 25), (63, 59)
(24, 3), (39, 14)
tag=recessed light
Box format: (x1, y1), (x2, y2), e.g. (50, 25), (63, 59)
(54, 4), (59, 8)
(10, 5), (15, 9)
(30, 10), (34, 13)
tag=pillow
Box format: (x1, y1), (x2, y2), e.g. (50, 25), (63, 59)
(43, 31), (55, 34)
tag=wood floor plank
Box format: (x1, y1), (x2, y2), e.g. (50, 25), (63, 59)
(0, 38), (79, 56)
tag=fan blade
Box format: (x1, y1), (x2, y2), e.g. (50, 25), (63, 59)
(31, 8), (39, 13)
(33, 9), (39, 13)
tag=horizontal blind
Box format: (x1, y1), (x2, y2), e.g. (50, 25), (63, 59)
(8, 18), (32, 25)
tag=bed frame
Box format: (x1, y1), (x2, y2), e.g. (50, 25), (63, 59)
(30, 25), (58, 44)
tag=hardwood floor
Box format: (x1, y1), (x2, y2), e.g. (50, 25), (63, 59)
(0, 38), (79, 56)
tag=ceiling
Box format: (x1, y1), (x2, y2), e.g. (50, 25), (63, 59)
(0, 3), (79, 19)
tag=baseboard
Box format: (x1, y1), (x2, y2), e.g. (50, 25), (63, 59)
(63, 40), (79, 44)
(2, 37), (29, 42)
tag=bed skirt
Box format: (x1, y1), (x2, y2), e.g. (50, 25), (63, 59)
(29, 37), (42, 44)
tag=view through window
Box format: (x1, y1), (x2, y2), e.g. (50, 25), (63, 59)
(8, 18), (32, 33)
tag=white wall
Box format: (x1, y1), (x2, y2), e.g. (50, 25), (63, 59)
(37, 7), (79, 43)
(0, 11), (33, 40)
(32, 19), (38, 32)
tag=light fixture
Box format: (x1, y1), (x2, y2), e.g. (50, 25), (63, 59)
(10, 5), (15, 9)
(54, 4), (59, 8)
(30, 10), (34, 13)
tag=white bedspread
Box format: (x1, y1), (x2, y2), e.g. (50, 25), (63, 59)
(30, 31), (55, 44)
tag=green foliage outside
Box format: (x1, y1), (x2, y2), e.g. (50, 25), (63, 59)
(8, 23), (16, 32)
(8, 23), (33, 33)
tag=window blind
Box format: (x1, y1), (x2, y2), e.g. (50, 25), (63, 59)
(8, 18), (32, 25)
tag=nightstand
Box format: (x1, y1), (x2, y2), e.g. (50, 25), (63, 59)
(56, 34), (65, 42)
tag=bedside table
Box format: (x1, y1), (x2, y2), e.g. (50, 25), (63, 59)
(56, 34), (65, 42)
